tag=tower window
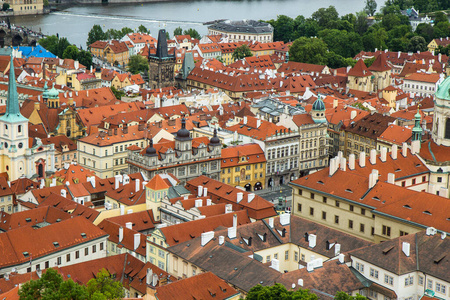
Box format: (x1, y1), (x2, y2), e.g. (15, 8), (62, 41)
(445, 118), (450, 139)
(18, 125), (22, 133)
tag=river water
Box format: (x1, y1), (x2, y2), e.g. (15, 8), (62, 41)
(10, 0), (380, 48)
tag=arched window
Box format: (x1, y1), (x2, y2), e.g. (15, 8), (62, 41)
(445, 118), (450, 139)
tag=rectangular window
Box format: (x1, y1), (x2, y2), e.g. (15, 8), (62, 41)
(334, 215), (339, 224)
(266, 255), (271, 263)
(384, 275), (393, 285)
(322, 211), (326, 220)
(158, 249), (165, 258)
(45, 261), (49, 269)
(335, 201), (340, 207)
(294, 251), (298, 262)
(100, 242), (104, 251)
(348, 220), (353, 229)
(360, 223), (365, 233)
(418, 276), (424, 286)
(66, 253), (70, 262)
(297, 203), (302, 212)
(274, 253), (278, 259)
(310, 193), (314, 199)
(92, 245), (96, 253)
(349, 205), (354, 212)
(285, 250), (289, 260)
(428, 279), (433, 289)
(382, 225), (391, 237)
(370, 268), (378, 279)
(309, 207), (314, 216)
(76, 251), (79, 259)
(361, 208), (365, 215)
(57, 257), (61, 265)
(85, 247), (89, 256)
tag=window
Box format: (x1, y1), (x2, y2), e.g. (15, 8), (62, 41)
(384, 275), (393, 285)
(400, 231), (408, 236)
(405, 276), (413, 286)
(355, 262), (364, 272)
(310, 193), (314, 199)
(427, 279), (433, 289)
(266, 255), (271, 263)
(158, 261), (165, 269)
(349, 205), (354, 211)
(92, 245), (96, 253)
(322, 211), (326, 220)
(361, 208), (365, 215)
(322, 196), (327, 203)
(285, 250), (289, 260)
(436, 283), (442, 292)
(57, 257), (62, 265)
(370, 268), (378, 279)
(158, 249), (165, 258)
(274, 253), (278, 259)
(76, 251), (80, 259)
(294, 251), (298, 262)
(360, 223), (365, 233)
(437, 177), (442, 183)
(66, 253), (70, 262)
(309, 207), (314, 216)
(335, 201), (340, 207)
(100, 242), (104, 251)
(297, 203), (302, 212)
(334, 215), (339, 224)
(45, 261), (49, 269)
(382, 225), (391, 237)
(418, 276), (424, 286)
(85, 247), (89, 256)
(348, 220), (353, 229)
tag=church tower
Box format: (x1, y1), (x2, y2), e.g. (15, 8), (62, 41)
(47, 83), (60, 108)
(310, 95), (327, 124)
(148, 29), (176, 89)
(432, 77), (450, 146)
(0, 55), (29, 180)
(412, 108), (423, 142)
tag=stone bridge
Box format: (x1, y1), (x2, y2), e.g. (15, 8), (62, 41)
(0, 25), (43, 47)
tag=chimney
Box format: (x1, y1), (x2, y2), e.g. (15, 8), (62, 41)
(134, 233), (140, 251)
(225, 204), (232, 213)
(219, 235), (225, 245)
(402, 142), (408, 157)
(201, 231), (215, 246)
(135, 179), (140, 192)
(370, 149), (377, 165)
(248, 193), (255, 203)
(60, 189), (66, 197)
(146, 268), (152, 285)
(195, 199), (202, 207)
(340, 157), (347, 171)
(338, 253), (345, 264)
(268, 217), (274, 228)
(359, 152), (366, 168)
(350, 110), (357, 120)
(270, 259), (280, 271)
(90, 176), (96, 188)
(126, 222), (132, 229)
(402, 242), (410, 257)
(206, 198), (212, 206)
(380, 147), (387, 162)
(335, 243), (341, 255)
(387, 173), (395, 184)
(369, 172), (377, 189)
(243, 116), (247, 124)
(228, 214), (237, 239)
(152, 274), (158, 287)
(236, 192), (243, 203)
(306, 262), (314, 272)
(197, 185), (203, 197)
(298, 279), (303, 286)
(391, 144), (398, 160)
(280, 213), (290, 226)
(203, 187), (208, 197)
(348, 154), (355, 170)
(411, 140), (420, 154)
(441, 232), (447, 240)
(257, 119), (261, 128)
(119, 227), (123, 243)
(308, 234), (317, 248)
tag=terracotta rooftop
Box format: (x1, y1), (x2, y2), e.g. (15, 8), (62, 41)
(221, 143), (266, 168)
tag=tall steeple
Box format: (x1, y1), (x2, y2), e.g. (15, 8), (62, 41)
(155, 29), (170, 59)
(0, 55), (27, 123)
(412, 107), (423, 142)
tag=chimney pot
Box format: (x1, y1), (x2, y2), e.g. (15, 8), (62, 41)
(348, 154), (355, 170)
(359, 152), (366, 168)
(370, 149), (377, 165)
(391, 144), (398, 159)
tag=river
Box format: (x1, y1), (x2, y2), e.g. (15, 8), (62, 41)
(10, 0), (381, 48)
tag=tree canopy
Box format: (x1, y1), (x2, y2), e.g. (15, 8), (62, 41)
(246, 283), (318, 300)
(18, 268), (123, 300)
(289, 37), (328, 65)
(232, 44), (253, 61)
(87, 25), (106, 47)
(183, 28), (201, 40)
(127, 54), (149, 74)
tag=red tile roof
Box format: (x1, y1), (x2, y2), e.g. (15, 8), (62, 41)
(348, 59), (372, 77)
(221, 143), (266, 168)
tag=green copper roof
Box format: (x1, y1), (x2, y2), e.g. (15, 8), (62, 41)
(42, 81), (49, 99)
(180, 52), (195, 80)
(0, 55), (28, 123)
(48, 83), (59, 99)
(435, 76), (450, 100)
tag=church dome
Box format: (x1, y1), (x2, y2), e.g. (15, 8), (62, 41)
(145, 139), (157, 157)
(210, 128), (220, 146)
(48, 84), (59, 99)
(176, 118), (191, 141)
(312, 96), (325, 111)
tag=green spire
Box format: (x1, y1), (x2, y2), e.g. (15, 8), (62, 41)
(0, 55), (27, 123)
(412, 107), (423, 142)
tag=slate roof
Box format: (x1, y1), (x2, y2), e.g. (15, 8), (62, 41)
(345, 113), (396, 139)
(208, 20), (273, 34)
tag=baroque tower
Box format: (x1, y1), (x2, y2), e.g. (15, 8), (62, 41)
(148, 29), (176, 89)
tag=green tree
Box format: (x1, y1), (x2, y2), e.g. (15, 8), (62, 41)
(43, 0), (48, 6)
(183, 28), (201, 40)
(56, 37), (71, 58)
(334, 291), (367, 300)
(355, 12), (369, 35)
(86, 269), (124, 300)
(111, 86), (125, 100)
(415, 23), (434, 43)
(289, 37), (328, 65)
(87, 25), (106, 47)
(364, 0), (378, 16)
(364, 57), (376, 67)
(77, 50), (93, 68)
(127, 55), (149, 74)
(267, 15), (295, 42)
(105, 28), (122, 40)
(293, 17), (320, 38)
(137, 24), (149, 34)
(311, 6), (339, 28)
(2, 3), (10, 10)
(407, 35), (428, 52)
(18, 268), (88, 300)
(246, 283), (318, 300)
(62, 45), (79, 60)
(38, 35), (59, 55)
(232, 44), (253, 61)
(434, 12), (448, 26)
(173, 26), (183, 36)
(319, 29), (363, 58)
